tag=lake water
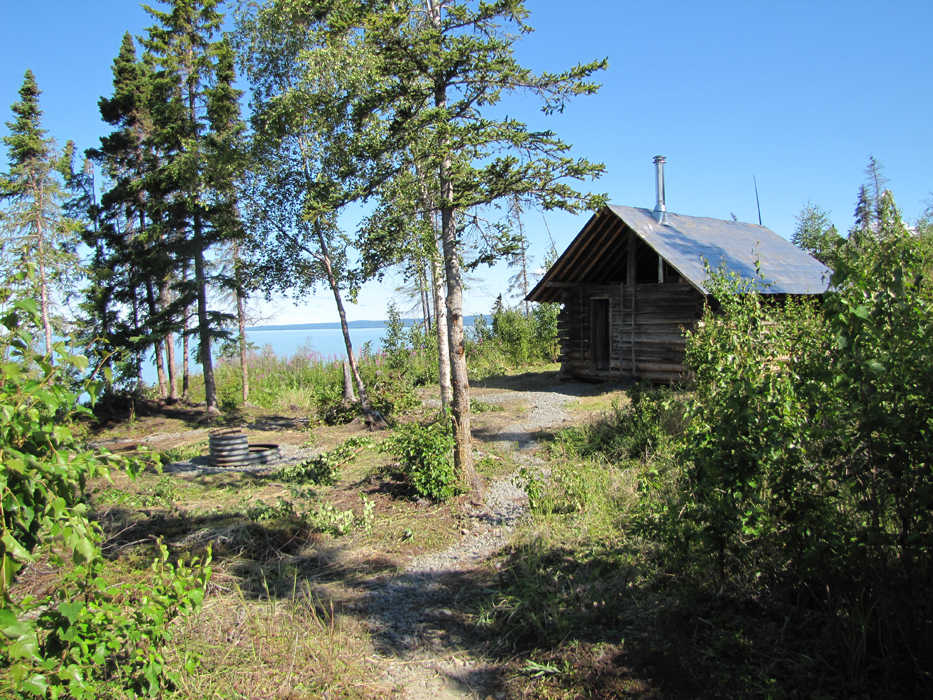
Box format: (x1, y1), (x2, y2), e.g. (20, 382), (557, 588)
(140, 318), (487, 388)
(141, 325), (388, 386)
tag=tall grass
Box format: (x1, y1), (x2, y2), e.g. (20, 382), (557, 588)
(215, 347), (344, 413)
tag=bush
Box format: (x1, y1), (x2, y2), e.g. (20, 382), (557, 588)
(382, 420), (460, 501)
(0, 298), (210, 697)
(666, 193), (933, 689)
(278, 436), (372, 485)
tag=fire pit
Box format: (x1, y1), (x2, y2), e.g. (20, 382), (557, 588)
(208, 430), (280, 468)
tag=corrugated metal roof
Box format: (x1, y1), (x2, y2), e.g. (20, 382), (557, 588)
(607, 205), (830, 294)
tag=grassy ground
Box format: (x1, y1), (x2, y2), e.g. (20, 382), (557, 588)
(37, 366), (908, 698)
(80, 374), (557, 698)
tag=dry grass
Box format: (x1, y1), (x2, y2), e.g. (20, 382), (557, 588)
(168, 582), (384, 698)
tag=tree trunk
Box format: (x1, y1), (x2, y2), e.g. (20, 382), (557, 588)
(144, 279), (167, 398)
(164, 334), (176, 399)
(342, 360), (356, 402)
(439, 202), (479, 493)
(161, 280), (177, 400)
(30, 178), (54, 359)
(431, 234), (452, 410)
(509, 195), (531, 316)
(426, 0), (478, 493)
(415, 159), (451, 411)
(236, 281), (249, 405)
(131, 283), (143, 395)
(192, 230), (218, 413)
(231, 242), (250, 405)
(315, 225), (385, 428)
(418, 266), (431, 333)
(35, 218), (53, 359)
(182, 304), (190, 399)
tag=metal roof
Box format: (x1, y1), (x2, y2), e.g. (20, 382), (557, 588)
(527, 205), (831, 301)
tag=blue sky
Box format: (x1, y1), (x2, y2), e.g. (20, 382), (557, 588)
(2, 0), (931, 324)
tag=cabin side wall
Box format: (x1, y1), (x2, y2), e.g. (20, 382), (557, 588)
(558, 282), (704, 382)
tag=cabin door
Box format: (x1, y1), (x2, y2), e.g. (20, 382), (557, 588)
(590, 298), (610, 370)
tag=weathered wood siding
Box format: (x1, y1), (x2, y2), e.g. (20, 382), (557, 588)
(558, 282), (704, 382)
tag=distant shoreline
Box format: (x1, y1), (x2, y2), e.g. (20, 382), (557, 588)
(249, 315), (485, 332)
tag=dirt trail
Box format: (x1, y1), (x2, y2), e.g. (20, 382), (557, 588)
(361, 382), (596, 699)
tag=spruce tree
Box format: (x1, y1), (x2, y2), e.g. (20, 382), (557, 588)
(143, 0), (241, 413)
(1, 70), (80, 356)
(89, 33), (180, 396)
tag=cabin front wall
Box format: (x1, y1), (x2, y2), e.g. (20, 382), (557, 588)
(557, 282), (704, 382)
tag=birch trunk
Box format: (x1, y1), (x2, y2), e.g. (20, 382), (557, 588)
(315, 225), (384, 426)
(431, 236), (452, 410)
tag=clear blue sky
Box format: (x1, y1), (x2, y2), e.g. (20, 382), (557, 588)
(3, 0), (931, 324)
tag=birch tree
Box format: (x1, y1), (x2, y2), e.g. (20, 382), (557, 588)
(345, 0), (606, 490)
(236, 1), (390, 424)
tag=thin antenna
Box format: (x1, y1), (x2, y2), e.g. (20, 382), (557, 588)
(753, 175), (762, 225)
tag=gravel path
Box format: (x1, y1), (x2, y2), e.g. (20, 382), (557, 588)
(363, 382), (596, 699)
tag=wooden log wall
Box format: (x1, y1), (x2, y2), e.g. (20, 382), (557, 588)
(558, 282), (704, 382)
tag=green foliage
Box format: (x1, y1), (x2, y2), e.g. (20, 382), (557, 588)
(3, 545), (209, 699)
(159, 442), (206, 466)
(246, 494), (374, 537)
(682, 275), (828, 579)
(657, 191), (933, 685)
(1, 72), (80, 351)
(550, 388), (685, 466)
(792, 202), (843, 266)
(278, 436), (372, 486)
(465, 302), (560, 379)
(0, 300), (209, 696)
(380, 302), (409, 372)
(469, 399), (503, 413)
(382, 420), (460, 501)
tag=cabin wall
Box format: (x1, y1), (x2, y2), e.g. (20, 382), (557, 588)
(558, 282), (704, 382)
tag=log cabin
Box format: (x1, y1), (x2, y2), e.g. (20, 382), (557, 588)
(526, 157), (831, 382)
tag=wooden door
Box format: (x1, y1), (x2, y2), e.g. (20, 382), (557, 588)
(591, 298), (610, 370)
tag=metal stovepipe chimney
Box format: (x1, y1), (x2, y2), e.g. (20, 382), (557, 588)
(653, 155), (667, 223)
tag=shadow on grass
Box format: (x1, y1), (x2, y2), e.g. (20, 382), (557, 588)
(92, 500), (889, 697)
(472, 369), (626, 396)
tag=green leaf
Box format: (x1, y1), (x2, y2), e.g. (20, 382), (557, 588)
(2, 532), (34, 562)
(19, 674), (48, 696)
(58, 601), (84, 624)
(866, 359), (885, 374)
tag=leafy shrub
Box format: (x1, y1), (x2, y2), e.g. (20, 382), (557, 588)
(548, 388), (685, 465)
(246, 494), (374, 536)
(668, 192), (933, 688)
(0, 298), (209, 697)
(382, 420), (460, 501)
(491, 303), (535, 365)
(12, 545), (210, 699)
(278, 436), (372, 485)
(470, 399), (503, 413)
(367, 368), (420, 418)
(314, 383), (359, 425)
(682, 269), (833, 580)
